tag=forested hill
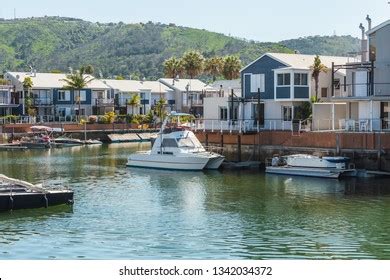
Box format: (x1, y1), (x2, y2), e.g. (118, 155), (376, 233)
(0, 17), (360, 79)
(280, 35), (360, 56)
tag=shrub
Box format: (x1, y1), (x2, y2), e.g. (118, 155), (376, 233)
(88, 115), (98, 124)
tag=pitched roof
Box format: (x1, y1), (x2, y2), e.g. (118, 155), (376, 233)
(159, 78), (214, 92)
(209, 79), (241, 90)
(241, 53), (356, 74)
(6, 72), (110, 89)
(102, 79), (171, 93)
(367, 19), (390, 35)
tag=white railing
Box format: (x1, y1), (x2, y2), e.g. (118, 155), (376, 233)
(312, 118), (388, 132)
(193, 119), (297, 133)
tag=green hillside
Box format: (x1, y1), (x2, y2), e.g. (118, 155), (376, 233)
(0, 17), (360, 79)
(280, 35), (361, 56)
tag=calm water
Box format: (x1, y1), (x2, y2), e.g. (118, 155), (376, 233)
(0, 144), (390, 260)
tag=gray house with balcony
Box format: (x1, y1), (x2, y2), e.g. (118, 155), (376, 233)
(322, 17), (390, 131)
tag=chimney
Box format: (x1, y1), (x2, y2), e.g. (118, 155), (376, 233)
(366, 15), (372, 31)
(359, 23), (368, 62)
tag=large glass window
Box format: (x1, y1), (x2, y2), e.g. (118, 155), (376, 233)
(294, 73), (308, 85)
(277, 73), (291, 86)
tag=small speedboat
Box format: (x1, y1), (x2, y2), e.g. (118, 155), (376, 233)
(127, 112), (224, 170)
(0, 174), (74, 211)
(84, 139), (103, 145)
(54, 137), (84, 147)
(266, 154), (355, 179)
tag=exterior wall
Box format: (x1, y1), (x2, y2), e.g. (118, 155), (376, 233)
(203, 97), (229, 120)
(241, 55), (287, 100)
(370, 24), (390, 96)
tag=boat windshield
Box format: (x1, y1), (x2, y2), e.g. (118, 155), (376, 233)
(176, 138), (195, 148)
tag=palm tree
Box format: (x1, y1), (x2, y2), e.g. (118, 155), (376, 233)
(182, 51), (204, 79)
(204, 56), (224, 81)
(80, 65), (94, 75)
(61, 68), (95, 120)
(310, 55), (328, 101)
(155, 98), (167, 118)
(222, 56), (242, 80)
(127, 94), (141, 115)
(22, 77), (33, 115)
(163, 57), (184, 78)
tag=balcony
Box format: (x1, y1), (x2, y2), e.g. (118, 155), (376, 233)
(95, 98), (114, 107)
(331, 83), (390, 98)
(33, 98), (53, 106)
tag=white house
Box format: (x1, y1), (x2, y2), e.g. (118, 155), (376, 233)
(159, 78), (215, 116)
(5, 71), (112, 118)
(102, 79), (173, 115)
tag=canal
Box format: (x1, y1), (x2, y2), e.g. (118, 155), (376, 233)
(0, 143), (390, 259)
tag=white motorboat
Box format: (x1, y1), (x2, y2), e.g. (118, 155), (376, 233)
(127, 113), (225, 170)
(266, 154), (355, 179)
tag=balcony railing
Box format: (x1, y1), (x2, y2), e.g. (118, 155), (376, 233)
(331, 83), (390, 98)
(0, 97), (10, 104)
(33, 99), (53, 105)
(95, 98), (114, 106)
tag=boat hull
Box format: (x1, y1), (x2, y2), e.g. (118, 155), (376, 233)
(0, 190), (74, 212)
(204, 154), (225, 169)
(266, 166), (341, 179)
(127, 153), (209, 170)
(286, 155), (349, 169)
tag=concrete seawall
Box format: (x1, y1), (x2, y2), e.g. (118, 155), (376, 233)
(195, 131), (390, 171)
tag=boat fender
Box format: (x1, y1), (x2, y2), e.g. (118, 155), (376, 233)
(9, 195), (14, 210)
(43, 194), (49, 208)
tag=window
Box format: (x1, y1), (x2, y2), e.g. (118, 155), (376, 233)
(282, 106), (293, 121)
(321, 88), (328, 98)
(294, 73), (308, 86)
(58, 108), (66, 117)
(161, 138), (178, 148)
(58, 90), (70, 101)
(277, 73), (291, 86)
(250, 74), (265, 92)
(177, 138), (195, 148)
(219, 106), (228, 120)
(79, 90), (86, 102)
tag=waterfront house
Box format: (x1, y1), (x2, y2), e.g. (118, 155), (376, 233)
(318, 17), (390, 132)
(4, 71), (112, 120)
(0, 81), (22, 116)
(102, 79), (173, 115)
(159, 78), (215, 116)
(240, 53), (353, 131)
(201, 79), (242, 131)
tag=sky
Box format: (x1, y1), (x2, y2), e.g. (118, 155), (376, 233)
(0, 0), (389, 42)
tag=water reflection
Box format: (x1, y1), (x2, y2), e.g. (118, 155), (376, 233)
(0, 145), (390, 259)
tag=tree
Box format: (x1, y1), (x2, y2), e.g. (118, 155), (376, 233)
(127, 94), (141, 115)
(222, 56), (242, 80)
(80, 65), (94, 75)
(163, 57), (184, 79)
(310, 55), (328, 101)
(23, 77), (34, 115)
(204, 56), (224, 81)
(155, 98), (167, 118)
(182, 51), (204, 79)
(61, 69), (95, 119)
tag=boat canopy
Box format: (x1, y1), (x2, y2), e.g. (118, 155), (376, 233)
(31, 126), (64, 132)
(169, 112), (192, 117)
